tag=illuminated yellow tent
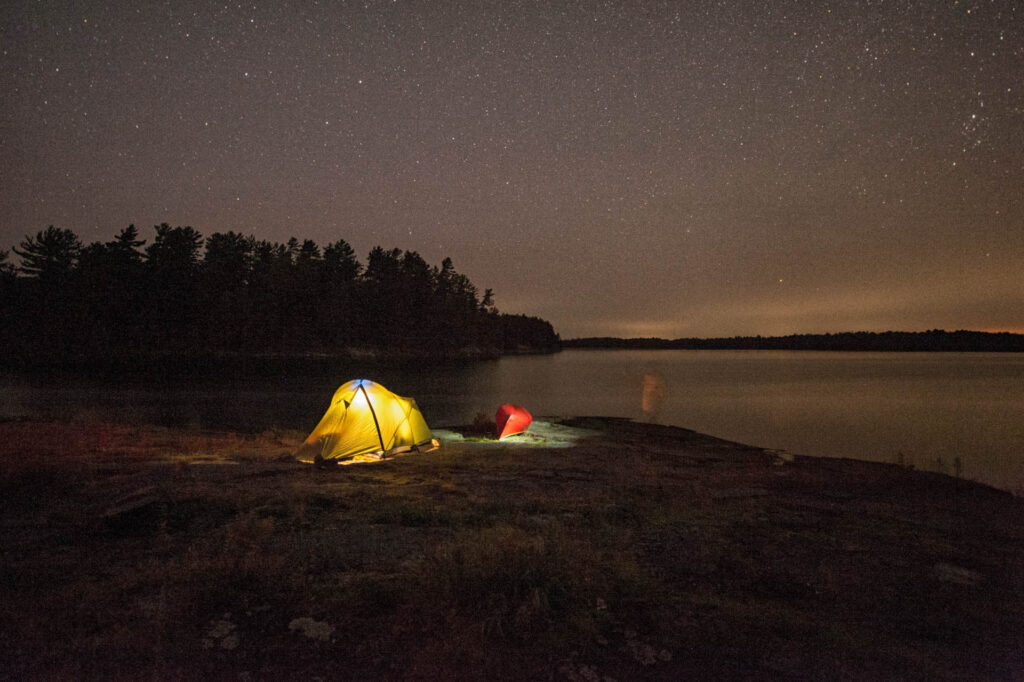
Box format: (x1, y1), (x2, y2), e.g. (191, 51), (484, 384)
(298, 379), (434, 465)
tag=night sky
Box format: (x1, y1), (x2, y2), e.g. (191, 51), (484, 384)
(2, 1), (1022, 338)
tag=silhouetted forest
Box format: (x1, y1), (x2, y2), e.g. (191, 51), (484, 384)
(565, 331), (1024, 352)
(0, 225), (559, 371)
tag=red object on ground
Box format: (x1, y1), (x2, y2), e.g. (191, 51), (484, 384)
(495, 404), (532, 440)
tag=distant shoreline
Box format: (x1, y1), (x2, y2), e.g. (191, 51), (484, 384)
(563, 329), (1024, 353)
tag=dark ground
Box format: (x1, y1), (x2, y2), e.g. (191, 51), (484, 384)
(1, 417), (1022, 680)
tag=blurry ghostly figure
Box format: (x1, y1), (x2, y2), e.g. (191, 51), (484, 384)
(641, 371), (666, 423)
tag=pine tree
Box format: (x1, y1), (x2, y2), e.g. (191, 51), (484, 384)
(12, 225), (82, 285)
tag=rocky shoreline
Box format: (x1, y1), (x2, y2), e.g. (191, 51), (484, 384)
(1, 416), (1022, 680)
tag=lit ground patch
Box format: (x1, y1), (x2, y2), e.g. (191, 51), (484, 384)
(432, 419), (601, 449)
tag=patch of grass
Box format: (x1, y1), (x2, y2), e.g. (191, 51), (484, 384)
(180, 512), (292, 604)
(371, 500), (453, 526)
(416, 522), (642, 642)
(165, 497), (238, 532)
(332, 572), (408, 617)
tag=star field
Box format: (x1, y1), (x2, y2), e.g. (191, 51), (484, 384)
(2, 0), (1022, 337)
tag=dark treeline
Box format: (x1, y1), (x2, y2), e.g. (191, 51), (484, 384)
(0, 224), (559, 370)
(565, 330), (1024, 352)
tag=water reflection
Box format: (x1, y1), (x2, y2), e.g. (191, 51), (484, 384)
(640, 371), (667, 423)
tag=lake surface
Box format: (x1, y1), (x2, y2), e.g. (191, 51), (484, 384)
(3, 350), (1023, 493)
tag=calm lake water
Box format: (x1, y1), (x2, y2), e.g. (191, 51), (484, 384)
(3, 350), (1023, 493)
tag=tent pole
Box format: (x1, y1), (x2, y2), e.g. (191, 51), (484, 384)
(359, 382), (387, 453)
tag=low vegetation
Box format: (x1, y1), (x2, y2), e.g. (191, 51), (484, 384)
(1, 418), (1022, 680)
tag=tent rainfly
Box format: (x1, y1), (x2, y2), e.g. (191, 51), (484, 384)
(496, 403), (532, 440)
(298, 379), (434, 464)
